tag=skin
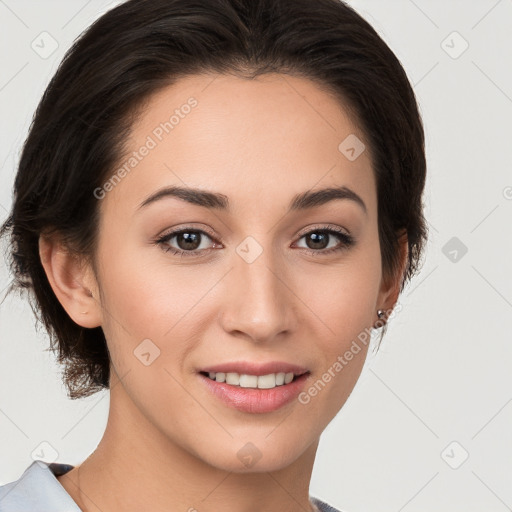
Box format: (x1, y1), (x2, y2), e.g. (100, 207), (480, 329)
(39, 72), (407, 512)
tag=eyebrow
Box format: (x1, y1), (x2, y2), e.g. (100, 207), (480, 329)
(137, 184), (367, 215)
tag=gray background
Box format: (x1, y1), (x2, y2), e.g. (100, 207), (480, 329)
(0, 1), (511, 510)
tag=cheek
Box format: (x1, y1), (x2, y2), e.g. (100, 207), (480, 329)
(97, 237), (197, 332)
(295, 252), (381, 341)
(310, 279), (374, 334)
(292, 244), (381, 402)
(294, 273), (377, 424)
(95, 240), (222, 377)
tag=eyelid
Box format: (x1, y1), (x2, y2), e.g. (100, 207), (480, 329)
(296, 223), (351, 238)
(157, 224), (221, 243)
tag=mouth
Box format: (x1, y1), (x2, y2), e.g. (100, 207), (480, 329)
(197, 364), (311, 413)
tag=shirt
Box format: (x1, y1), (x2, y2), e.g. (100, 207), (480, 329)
(0, 460), (345, 512)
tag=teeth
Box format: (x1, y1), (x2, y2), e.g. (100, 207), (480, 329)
(205, 371), (299, 389)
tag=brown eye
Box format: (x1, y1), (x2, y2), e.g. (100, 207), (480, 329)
(304, 231), (330, 250)
(295, 227), (355, 255)
(173, 231), (203, 251)
(156, 228), (218, 257)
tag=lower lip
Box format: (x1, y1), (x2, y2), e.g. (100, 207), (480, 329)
(198, 372), (310, 413)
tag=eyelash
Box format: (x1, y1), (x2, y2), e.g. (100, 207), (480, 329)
(154, 225), (355, 258)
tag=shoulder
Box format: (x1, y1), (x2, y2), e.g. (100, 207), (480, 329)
(0, 460), (80, 511)
(310, 495), (348, 512)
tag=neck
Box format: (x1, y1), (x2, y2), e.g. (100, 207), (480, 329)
(59, 373), (320, 512)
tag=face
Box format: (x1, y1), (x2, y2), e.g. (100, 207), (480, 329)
(87, 72), (391, 472)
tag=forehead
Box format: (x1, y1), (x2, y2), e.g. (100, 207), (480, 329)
(101, 72), (376, 220)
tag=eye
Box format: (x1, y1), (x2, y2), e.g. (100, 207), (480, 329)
(294, 226), (355, 255)
(155, 227), (220, 258)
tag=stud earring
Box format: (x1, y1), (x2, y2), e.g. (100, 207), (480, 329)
(373, 309), (386, 329)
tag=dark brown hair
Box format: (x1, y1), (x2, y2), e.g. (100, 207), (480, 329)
(0, 0), (428, 399)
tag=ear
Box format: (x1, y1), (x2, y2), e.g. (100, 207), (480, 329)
(375, 230), (408, 324)
(38, 232), (102, 328)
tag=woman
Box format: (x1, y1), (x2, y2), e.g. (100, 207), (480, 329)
(0, 0), (428, 510)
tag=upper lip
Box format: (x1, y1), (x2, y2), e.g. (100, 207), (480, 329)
(199, 361), (309, 377)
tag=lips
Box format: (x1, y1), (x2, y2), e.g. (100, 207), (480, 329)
(197, 360), (311, 413)
(198, 371), (311, 413)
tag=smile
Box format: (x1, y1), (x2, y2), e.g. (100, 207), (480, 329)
(200, 371), (303, 389)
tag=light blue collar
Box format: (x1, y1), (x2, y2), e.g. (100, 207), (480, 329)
(0, 460), (81, 512)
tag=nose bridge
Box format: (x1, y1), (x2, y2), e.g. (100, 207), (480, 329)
(221, 237), (294, 341)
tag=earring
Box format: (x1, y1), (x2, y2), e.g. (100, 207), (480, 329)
(373, 309), (386, 329)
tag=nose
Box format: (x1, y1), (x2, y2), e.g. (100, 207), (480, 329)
(218, 244), (298, 343)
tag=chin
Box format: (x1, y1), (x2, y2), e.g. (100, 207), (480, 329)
(197, 434), (312, 474)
